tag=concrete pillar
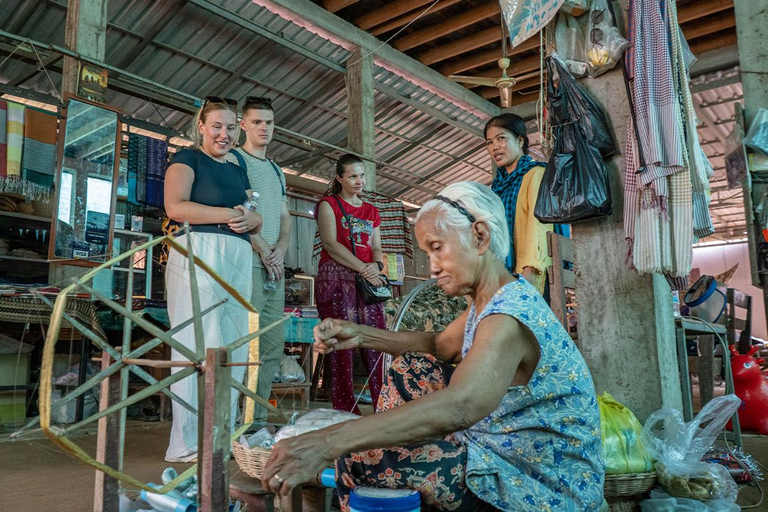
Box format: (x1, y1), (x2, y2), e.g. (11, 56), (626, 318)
(62, 0), (108, 95)
(346, 48), (377, 191)
(514, 0), (682, 422)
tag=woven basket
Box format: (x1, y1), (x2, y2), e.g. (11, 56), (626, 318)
(231, 442), (272, 479)
(31, 198), (52, 219)
(604, 472), (657, 498)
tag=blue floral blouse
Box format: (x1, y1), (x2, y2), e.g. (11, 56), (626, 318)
(456, 278), (604, 511)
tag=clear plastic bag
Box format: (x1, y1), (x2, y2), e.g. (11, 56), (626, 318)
(274, 408), (360, 442)
(500, 0), (567, 49)
(642, 395), (741, 502)
(585, 0), (629, 77)
(555, 14), (588, 77)
(280, 355), (306, 383)
(745, 108), (768, 155)
(640, 488), (740, 512)
(598, 392), (654, 474)
(561, 0), (590, 16)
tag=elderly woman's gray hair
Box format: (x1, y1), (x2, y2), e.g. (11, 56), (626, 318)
(416, 181), (510, 262)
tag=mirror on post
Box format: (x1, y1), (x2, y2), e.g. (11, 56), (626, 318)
(49, 97), (120, 264)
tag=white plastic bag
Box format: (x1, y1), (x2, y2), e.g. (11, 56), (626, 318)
(500, 0), (566, 49)
(556, 13), (588, 77)
(274, 408), (359, 442)
(561, 0), (590, 16)
(585, 0), (629, 77)
(640, 488), (740, 512)
(745, 108), (768, 155)
(642, 395), (740, 502)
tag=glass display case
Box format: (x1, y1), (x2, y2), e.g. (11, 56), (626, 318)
(0, 211), (51, 283)
(103, 229), (153, 299)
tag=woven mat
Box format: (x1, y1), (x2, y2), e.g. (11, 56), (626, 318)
(0, 296), (106, 341)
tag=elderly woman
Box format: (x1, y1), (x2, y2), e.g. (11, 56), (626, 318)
(262, 182), (604, 511)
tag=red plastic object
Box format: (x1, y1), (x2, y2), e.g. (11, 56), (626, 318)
(727, 346), (768, 435)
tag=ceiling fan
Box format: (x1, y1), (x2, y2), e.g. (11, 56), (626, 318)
(448, 16), (539, 107)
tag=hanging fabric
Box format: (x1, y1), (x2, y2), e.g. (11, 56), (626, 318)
(127, 133), (140, 204)
(0, 101), (7, 177)
(136, 134), (148, 204)
(22, 107), (58, 187)
(145, 137), (168, 208)
(6, 102), (25, 177)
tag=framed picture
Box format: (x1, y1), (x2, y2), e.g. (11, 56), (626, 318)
(285, 274), (314, 306)
(78, 63), (108, 105)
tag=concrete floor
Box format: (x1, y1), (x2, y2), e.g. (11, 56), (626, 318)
(1, 412), (767, 511)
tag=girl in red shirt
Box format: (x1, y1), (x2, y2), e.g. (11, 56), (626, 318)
(315, 154), (386, 414)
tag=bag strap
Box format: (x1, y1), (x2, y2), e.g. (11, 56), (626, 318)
(332, 195), (357, 258)
(233, 150), (287, 196)
(267, 158), (286, 196)
(231, 149), (247, 170)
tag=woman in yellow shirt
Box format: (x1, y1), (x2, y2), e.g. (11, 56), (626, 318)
(486, 113), (552, 295)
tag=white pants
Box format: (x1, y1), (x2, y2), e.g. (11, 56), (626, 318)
(164, 232), (253, 462)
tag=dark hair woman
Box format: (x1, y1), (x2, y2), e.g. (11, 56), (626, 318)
(163, 97), (262, 462)
(313, 154), (386, 415)
(485, 113), (553, 295)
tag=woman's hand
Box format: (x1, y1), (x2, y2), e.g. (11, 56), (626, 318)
(365, 274), (386, 287)
(313, 318), (363, 354)
(261, 430), (334, 496)
(228, 205), (262, 234)
(359, 262), (379, 279)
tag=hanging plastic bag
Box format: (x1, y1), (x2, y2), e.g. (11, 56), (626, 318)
(585, 0), (629, 77)
(642, 395), (741, 503)
(555, 14), (588, 77)
(560, 0), (590, 16)
(640, 489), (740, 512)
(598, 392), (654, 474)
(744, 108), (768, 155)
(274, 408), (359, 442)
(547, 54), (615, 157)
(280, 355), (306, 383)
(500, 0), (567, 49)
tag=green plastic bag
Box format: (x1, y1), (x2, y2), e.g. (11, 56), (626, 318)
(598, 392), (653, 474)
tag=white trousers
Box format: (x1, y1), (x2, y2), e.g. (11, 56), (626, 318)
(164, 232), (253, 462)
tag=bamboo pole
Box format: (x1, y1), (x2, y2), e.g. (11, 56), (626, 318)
(122, 359), (197, 368)
(230, 378), (286, 420)
(63, 367), (197, 435)
(119, 266), (134, 473)
(225, 312), (294, 353)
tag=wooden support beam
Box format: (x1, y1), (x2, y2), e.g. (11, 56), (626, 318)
(356, 0), (435, 31)
(418, 26), (500, 66)
(322, 0), (357, 13)
(678, 0), (733, 24)
(689, 30), (738, 55)
(439, 39), (539, 76)
(62, 0), (107, 95)
(394, 3), (500, 51)
(370, 0), (463, 36)
(93, 351), (121, 512)
(682, 12), (736, 41)
(348, 48), (376, 190)
(199, 348), (231, 512)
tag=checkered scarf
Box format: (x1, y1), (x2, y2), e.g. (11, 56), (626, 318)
(491, 154), (546, 272)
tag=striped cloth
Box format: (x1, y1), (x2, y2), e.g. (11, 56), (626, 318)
(0, 101), (7, 177)
(127, 133), (139, 204)
(6, 102), (25, 177)
(145, 137), (169, 208)
(136, 134), (148, 204)
(313, 190), (413, 258)
(22, 107), (58, 187)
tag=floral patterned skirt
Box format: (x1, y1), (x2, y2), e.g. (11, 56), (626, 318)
(335, 353), (490, 512)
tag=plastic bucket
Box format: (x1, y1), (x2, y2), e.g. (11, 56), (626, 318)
(349, 487), (420, 512)
(684, 275), (727, 323)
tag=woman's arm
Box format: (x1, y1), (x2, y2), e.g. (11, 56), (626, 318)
(515, 167), (551, 286)
(370, 226), (384, 267)
(317, 201), (377, 277)
(164, 162), (241, 224)
(265, 313), (537, 495)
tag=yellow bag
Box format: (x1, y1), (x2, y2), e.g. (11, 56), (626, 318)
(598, 392), (653, 474)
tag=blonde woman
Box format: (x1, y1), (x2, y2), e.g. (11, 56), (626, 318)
(163, 96), (262, 462)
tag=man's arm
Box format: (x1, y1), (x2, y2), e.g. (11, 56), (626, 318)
(262, 203), (292, 280)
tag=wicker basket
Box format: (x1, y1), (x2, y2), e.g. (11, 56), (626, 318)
(231, 441), (272, 479)
(604, 472), (657, 498)
(31, 198), (52, 218)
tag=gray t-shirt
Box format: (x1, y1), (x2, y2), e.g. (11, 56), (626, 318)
(232, 148), (287, 268)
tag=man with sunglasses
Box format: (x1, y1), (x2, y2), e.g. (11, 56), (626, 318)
(232, 96), (291, 426)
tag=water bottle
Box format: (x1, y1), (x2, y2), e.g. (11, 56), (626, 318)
(242, 191), (260, 212)
(263, 273), (277, 292)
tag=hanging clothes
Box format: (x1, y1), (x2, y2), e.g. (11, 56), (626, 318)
(6, 102), (24, 177)
(0, 101), (7, 177)
(22, 107), (58, 187)
(145, 137), (169, 208)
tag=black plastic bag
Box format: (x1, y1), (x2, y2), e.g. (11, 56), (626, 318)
(534, 129), (612, 223)
(547, 54), (615, 157)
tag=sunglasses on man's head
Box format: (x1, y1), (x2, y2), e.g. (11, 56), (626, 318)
(244, 96), (273, 107)
(204, 96), (238, 108)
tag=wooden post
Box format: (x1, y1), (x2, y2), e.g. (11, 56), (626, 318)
(93, 350), (121, 512)
(346, 48), (376, 191)
(199, 348), (232, 512)
(62, 0), (108, 95)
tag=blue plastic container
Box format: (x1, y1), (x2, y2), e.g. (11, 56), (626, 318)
(349, 487), (420, 512)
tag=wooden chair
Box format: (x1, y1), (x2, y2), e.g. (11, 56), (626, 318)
(546, 232), (575, 331)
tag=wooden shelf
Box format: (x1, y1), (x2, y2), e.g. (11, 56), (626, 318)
(0, 254), (48, 263)
(0, 211), (50, 223)
(112, 266), (146, 274)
